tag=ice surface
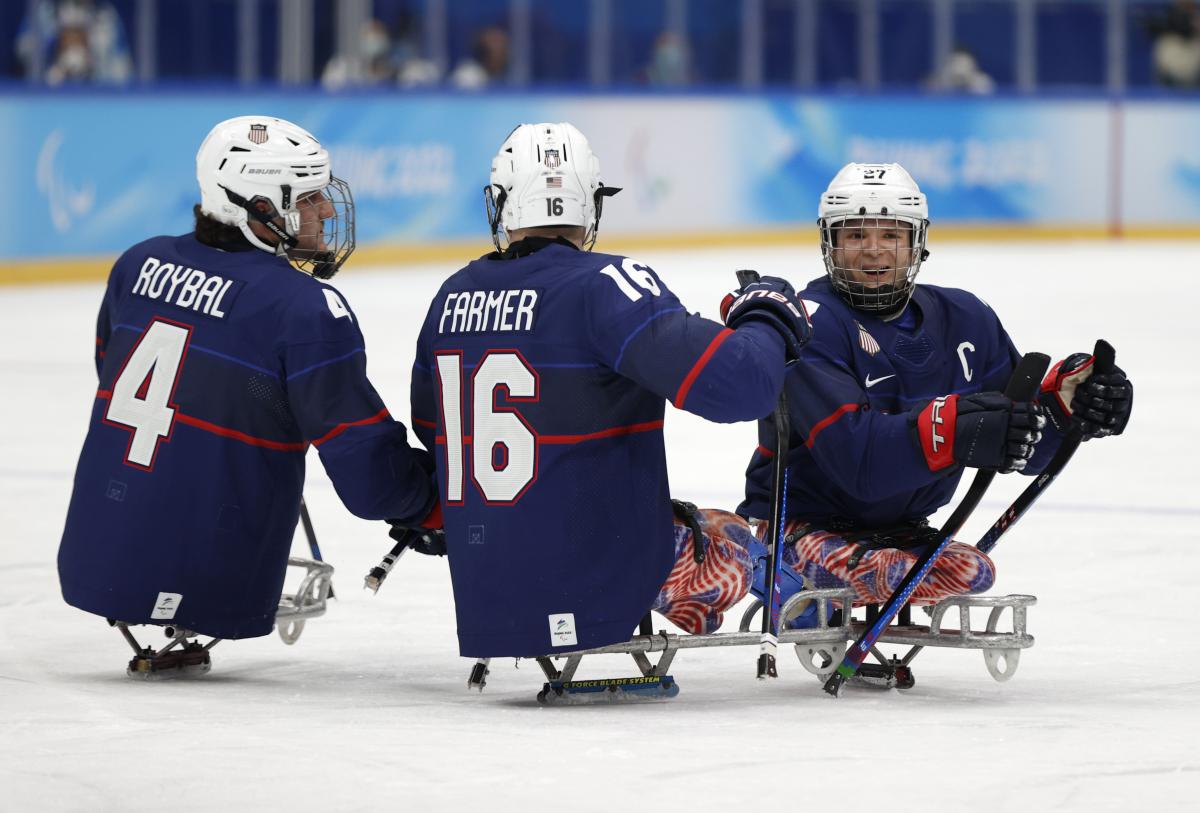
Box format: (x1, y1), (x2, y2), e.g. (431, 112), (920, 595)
(2, 240), (1197, 811)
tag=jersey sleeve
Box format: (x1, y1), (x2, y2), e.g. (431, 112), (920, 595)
(281, 284), (435, 523)
(409, 302), (438, 454)
(95, 255), (130, 377)
(584, 258), (785, 423)
(786, 333), (947, 501)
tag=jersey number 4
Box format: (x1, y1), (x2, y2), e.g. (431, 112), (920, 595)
(104, 319), (193, 470)
(436, 350), (538, 504)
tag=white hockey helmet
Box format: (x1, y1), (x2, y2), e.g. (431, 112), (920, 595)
(196, 116), (355, 279)
(818, 162), (929, 317)
(484, 122), (620, 252)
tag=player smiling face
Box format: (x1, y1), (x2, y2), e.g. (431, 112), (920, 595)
(830, 217), (916, 289)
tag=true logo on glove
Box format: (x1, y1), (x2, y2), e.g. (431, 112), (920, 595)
(730, 289), (804, 319)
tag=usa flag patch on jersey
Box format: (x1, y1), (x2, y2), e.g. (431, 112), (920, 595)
(856, 322), (881, 356)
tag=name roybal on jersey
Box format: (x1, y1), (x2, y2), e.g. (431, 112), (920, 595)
(439, 289), (539, 334)
(131, 256), (240, 318)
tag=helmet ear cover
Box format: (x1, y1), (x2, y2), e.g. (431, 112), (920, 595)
(220, 184), (299, 249)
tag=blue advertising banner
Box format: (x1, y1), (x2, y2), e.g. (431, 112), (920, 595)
(0, 91), (1194, 267)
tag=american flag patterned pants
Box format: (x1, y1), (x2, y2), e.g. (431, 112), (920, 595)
(650, 509), (759, 635)
(776, 520), (996, 607)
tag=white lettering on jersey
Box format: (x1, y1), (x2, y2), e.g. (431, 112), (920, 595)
(929, 397), (948, 453)
(323, 289), (353, 321)
(438, 289), (539, 334)
(130, 255), (236, 319)
(957, 341), (975, 382)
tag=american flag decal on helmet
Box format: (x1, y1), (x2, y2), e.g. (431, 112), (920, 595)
(248, 124), (268, 145)
(546, 176), (562, 188)
(543, 148), (560, 168)
(856, 322), (881, 356)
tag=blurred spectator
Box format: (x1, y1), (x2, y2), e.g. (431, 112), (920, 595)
(17, 0), (132, 85)
(392, 13), (439, 88)
(645, 31), (690, 86)
(321, 19), (396, 89)
(450, 26), (509, 89)
(322, 14), (440, 91)
(1144, 0), (1200, 87)
(926, 47), (995, 95)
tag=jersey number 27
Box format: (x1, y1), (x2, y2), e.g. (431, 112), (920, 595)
(436, 350), (538, 505)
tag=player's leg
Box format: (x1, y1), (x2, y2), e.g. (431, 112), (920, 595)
(650, 508), (755, 634)
(783, 521), (996, 606)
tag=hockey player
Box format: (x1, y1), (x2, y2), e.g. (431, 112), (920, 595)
(740, 162), (1133, 617)
(58, 116), (438, 663)
(409, 122), (813, 658)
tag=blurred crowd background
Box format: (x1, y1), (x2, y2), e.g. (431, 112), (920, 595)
(4, 0), (1200, 92)
(2, 1), (1198, 283)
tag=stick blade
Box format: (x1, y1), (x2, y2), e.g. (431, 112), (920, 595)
(1005, 352), (1051, 400)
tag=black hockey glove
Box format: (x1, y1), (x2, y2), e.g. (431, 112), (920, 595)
(720, 275), (813, 362)
(1040, 353), (1132, 440)
(387, 522), (446, 556)
(911, 392), (1045, 473)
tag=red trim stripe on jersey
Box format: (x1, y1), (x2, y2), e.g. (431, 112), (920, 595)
(756, 444), (775, 459)
(176, 414), (308, 452)
(311, 408), (391, 446)
(412, 417), (437, 429)
(93, 390), (388, 452)
(433, 419), (663, 447)
(541, 419), (663, 444)
(804, 403), (862, 449)
(674, 329), (734, 409)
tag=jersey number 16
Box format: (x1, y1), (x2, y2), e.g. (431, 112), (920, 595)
(436, 350), (538, 505)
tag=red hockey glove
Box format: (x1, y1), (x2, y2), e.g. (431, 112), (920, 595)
(911, 392), (1045, 473)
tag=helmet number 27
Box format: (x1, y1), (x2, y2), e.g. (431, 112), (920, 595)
(436, 351), (538, 505)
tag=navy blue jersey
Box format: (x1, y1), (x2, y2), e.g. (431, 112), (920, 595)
(59, 234), (434, 639)
(411, 240), (785, 658)
(739, 277), (1061, 528)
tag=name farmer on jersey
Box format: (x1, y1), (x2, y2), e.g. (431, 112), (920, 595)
(439, 289), (538, 334)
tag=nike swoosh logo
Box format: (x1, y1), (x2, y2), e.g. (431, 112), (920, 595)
(864, 374), (896, 388)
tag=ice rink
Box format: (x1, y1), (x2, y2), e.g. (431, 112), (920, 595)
(1, 239), (1196, 812)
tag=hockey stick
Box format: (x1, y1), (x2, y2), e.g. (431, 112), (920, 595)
(364, 534), (410, 594)
(823, 351), (1050, 697)
(732, 269), (792, 680)
(298, 497), (335, 598)
(758, 390), (791, 679)
(974, 340), (1115, 555)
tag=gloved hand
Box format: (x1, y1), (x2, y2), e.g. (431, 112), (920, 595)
(387, 500), (445, 556)
(911, 392), (1046, 473)
(1041, 353), (1132, 440)
(720, 275), (813, 362)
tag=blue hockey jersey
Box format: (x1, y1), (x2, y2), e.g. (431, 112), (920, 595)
(59, 233), (434, 639)
(739, 277), (1061, 528)
(411, 239), (786, 658)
